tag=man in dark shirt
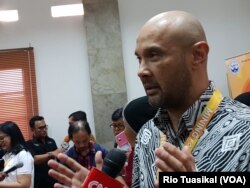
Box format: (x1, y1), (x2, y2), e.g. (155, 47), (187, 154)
(26, 115), (64, 188)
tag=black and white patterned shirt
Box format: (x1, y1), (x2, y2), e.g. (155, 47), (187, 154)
(132, 82), (250, 188)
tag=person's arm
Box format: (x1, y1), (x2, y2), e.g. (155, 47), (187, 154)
(34, 148), (65, 165)
(0, 174), (31, 188)
(33, 153), (52, 165)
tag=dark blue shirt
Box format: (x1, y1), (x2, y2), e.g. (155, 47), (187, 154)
(66, 142), (108, 169)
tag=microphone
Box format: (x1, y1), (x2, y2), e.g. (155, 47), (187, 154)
(4, 162), (23, 174)
(102, 148), (127, 178)
(82, 148), (127, 188)
(61, 135), (70, 150)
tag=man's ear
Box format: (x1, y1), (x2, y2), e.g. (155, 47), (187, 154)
(192, 41), (209, 68)
(31, 128), (36, 135)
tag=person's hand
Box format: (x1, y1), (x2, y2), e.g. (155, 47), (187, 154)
(48, 151), (103, 188)
(154, 143), (196, 187)
(0, 172), (6, 181)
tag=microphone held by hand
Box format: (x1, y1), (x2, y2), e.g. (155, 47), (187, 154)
(61, 135), (70, 150)
(4, 162), (23, 174)
(82, 148), (127, 188)
(102, 148), (127, 178)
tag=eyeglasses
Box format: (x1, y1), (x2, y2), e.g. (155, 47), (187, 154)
(110, 123), (124, 130)
(36, 124), (48, 131)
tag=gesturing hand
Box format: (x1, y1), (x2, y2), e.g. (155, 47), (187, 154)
(48, 151), (103, 188)
(154, 143), (196, 187)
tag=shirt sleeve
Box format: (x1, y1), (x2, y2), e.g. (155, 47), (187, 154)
(16, 150), (34, 175)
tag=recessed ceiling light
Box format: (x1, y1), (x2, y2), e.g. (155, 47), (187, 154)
(51, 4), (84, 18)
(0, 10), (19, 22)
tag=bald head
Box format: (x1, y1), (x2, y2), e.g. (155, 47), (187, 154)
(139, 11), (207, 48)
(136, 11), (210, 111)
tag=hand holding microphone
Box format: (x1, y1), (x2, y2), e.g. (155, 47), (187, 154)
(0, 161), (24, 181)
(48, 149), (127, 188)
(3, 161), (24, 174)
(0, 172), (6, 181)
(0, 161), (23, 181)
(61, 135), (70, 150)
(82, 148), (127, 188)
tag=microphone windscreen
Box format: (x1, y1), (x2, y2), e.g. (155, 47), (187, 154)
(123, 96), (158, 133)
(102, 148), (127, 178)
(16, 161), (24, 168)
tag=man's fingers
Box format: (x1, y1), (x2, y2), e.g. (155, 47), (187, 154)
(53, 183), (68, 188)
(165, 144), (195, 171)
(48, 157), (75, 186)
(56, 153), (88, 173)
(48, 158), (75, 178)
(48, 154), (90, 188)
(49, 169), (72, 187)
(155, 143), (188, 171)
(154, 180), (159, 188)
(182, 145), (196, 171)
(155, 148), (175, 171)
(72, 175), (84, 188)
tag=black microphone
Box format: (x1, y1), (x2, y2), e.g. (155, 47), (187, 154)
(4, 162), (23, 174)
(82, 148), (127, 188)
(102, 148), (127, 178)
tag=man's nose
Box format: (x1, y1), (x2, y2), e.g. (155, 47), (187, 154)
(138, 61), (150, 78)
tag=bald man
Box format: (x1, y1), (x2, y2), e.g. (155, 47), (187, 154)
(47, 11), (250, 188)
(133, 10), (250, 187)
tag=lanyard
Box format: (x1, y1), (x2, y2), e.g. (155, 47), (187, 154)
(185, 88), (223, 152)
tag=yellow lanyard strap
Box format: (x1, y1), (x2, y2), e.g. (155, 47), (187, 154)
(185, 88), (223, 152)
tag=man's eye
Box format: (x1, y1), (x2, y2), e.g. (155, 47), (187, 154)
(150, 52), (159, 59)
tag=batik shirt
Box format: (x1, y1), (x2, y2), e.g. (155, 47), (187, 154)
(132, 81), (250, 188)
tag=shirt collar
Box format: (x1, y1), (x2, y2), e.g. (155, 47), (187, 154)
(154, 81), (216, 131)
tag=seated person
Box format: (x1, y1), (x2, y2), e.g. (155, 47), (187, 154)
(0, 121), (34, 188)
(65, 120), (108, 170)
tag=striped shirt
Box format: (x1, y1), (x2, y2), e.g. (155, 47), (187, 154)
(132, 81), (250, 188)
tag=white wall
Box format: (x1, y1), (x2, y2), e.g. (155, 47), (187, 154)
(118, 0), (250, 100)
(0, 0), (94, 145)
(1, 0), (250, 145)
